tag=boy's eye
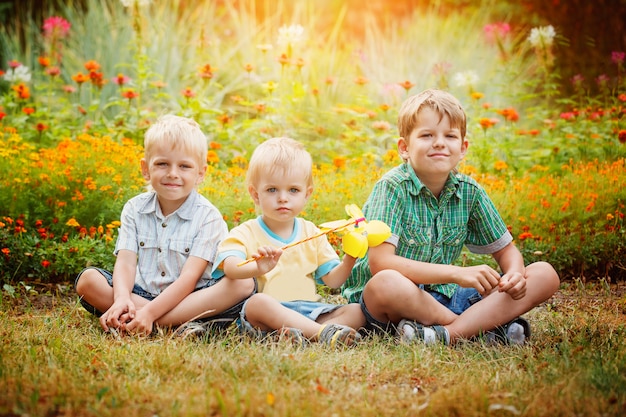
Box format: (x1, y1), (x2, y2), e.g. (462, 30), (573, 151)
(289, 188), (300, 193)
(267, 187), (276, 193)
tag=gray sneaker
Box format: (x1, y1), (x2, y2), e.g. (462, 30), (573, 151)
(397, 319), (449, 345)
(317, 323), (362, 348)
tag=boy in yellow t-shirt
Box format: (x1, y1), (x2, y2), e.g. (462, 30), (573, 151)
(212, 137), (365, 347)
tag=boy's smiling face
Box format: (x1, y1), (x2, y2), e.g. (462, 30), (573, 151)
(398, 106), (468, 186)
(141, 143), (206, 215)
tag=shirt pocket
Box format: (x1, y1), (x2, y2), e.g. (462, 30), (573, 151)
(440, 226), (468, 247)
(169, 239), (193, 256)
(400, 225), (432, 248)
(137, 236), (159, 253)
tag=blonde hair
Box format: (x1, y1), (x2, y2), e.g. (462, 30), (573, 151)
(246, 137), (313, 189)
(144, 115), (208, 167)
(397, 89), (467, 140)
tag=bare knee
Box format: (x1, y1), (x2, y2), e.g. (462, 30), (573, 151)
(363, 269), (408, 307)
(527, 261), (561, 296)
(75, 268), (102, 297)
(223, 277), (256, 300)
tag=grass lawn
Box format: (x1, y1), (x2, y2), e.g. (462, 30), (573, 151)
(1, 280), (625, 417)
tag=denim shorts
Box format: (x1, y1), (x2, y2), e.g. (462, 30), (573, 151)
(74, 267), (250, 330)
(238, 298), (342, 335)
(360, 284), (482, 333)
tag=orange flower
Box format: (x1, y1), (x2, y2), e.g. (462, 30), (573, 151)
(1, 248), (9, 256)
(12, 83), (30, 99)
(479, 117), (498, 129)
(84, 60), (100, 71)
(217, 114), (231, 125)
(354, 76), (369, 85)
(209, 141), (222, 150)
(518, 232), (533, 241)
(22, 107), (35, 115)
(497, 107), (519, 122)
(198, 64), (215, 79)
(181, 87), (195, 98)
(207, 150), (220, 164)
(471, 92), (484, 100)
(333, 156), (347, 169)
(398, 80), (415, 91)
(38, 56), (51, 67)
(122, 89), (139, 99)
(36, 122), (48, 131)
(72, 72), (89, 84)
(277, 54), (290, 66)
(244, 63), (254, 73)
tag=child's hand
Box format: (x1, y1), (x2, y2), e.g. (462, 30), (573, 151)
(253, 245), (283, 275)
(100, 297), (136, 332)
(498, 271), (527, 300)
(122, 308), (155, 336)
(456, 265), (501, 295)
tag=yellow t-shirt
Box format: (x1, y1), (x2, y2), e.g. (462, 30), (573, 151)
(212, 217), (340, 302)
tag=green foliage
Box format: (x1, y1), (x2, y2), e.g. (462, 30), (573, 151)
(0, 0), (625, 284)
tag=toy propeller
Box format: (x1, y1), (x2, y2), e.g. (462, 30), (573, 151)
(237, 204), (391, 266)
(319, 204), (391, 258)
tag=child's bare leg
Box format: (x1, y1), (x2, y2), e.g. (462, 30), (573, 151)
(75, 268), (148, 313)
(362, 269), (458, 326)
(244, 293), (323, 339)
(317, 304), (366, 329)
(445, 261), (560, 343)
(157, 277), (255, 326)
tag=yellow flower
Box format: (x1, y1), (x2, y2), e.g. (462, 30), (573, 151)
(66, 218), (80, 227)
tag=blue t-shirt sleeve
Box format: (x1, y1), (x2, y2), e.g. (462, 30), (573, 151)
(314, 259), (341, 285)
(210, 249), (247, 278)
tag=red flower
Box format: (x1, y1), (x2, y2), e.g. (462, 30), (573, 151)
(618, 130), (626, 144)
(41, 260), (51, 268)
(36, 122), (48, 131)
(181, 87), (196, 98)
(122, 89), (139, 99)
(23, 107), (35, 115)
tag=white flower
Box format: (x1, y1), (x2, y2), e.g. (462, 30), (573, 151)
(527, 25), (556, 48)
(452, 70), (479, 88)
(120, 0), (151, 7)
(3, 65), (31, 82)
(277, 24), (305, 46)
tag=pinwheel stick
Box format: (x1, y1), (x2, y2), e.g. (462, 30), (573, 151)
(236, 217), (365, 266)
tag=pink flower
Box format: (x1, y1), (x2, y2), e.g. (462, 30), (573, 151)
(611, 51), (625, 65)
(112, 73), (131, 85)
(483, 22), (511, 43)
(43, 16), (71, 39)
(8, 60), (21, 69)
(560, 112), (576, 121)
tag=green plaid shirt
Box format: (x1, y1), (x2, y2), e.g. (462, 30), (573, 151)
(342, 163), (512, 303)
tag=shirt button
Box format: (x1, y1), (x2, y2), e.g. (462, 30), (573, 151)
(408, 239), (415, 245)
(161, 271), (166, 277)
(139, 241), (145, 247)
(185, 248), (190, 253)
(158, 248), (162, 252)
(162, 223), (167, 228)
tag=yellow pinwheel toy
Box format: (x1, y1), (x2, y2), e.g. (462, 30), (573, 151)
(319, 204), (391, 258)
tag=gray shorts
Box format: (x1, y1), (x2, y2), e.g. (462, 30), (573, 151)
(75, 267), (252, 330)
(239, 297), (342, 335)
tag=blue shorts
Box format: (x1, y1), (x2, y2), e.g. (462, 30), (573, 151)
(74, 267), (250, 330)
(360, 285), (482, 333)
(239, 298), (342, 334)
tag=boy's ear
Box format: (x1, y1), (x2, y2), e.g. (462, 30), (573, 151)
(195, 165), (208, 185)
(140, 158), (150, 180)
(397, 137), (409, 161)
(248, 185), (260, 205)
(460, 139), (469, 158)
(305, 185), (314, 200)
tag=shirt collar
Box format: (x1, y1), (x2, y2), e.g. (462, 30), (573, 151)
(402, 162), (462, 199)
(138, 190), (198, 220)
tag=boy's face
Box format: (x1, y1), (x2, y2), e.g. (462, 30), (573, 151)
(248, 166), (312, 229)
(398, 106), (468, 181)
(141, 143), (206, 215)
